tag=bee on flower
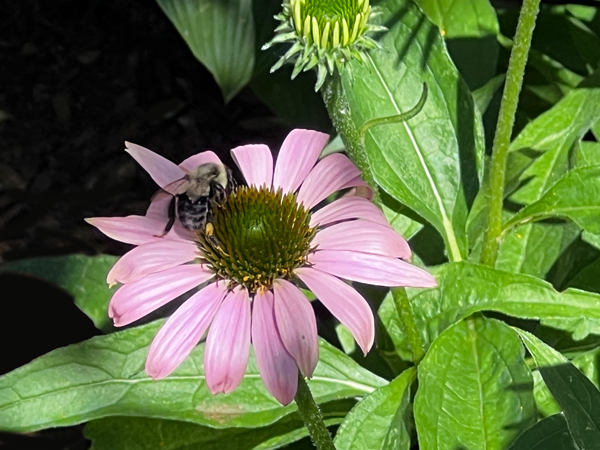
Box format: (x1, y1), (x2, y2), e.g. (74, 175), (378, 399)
(86, 129), (436, 405)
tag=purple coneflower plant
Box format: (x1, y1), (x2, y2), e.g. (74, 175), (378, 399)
(87, 129), (436, 405)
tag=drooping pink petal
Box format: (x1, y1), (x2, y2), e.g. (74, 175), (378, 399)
(107, 239), (199, 285)
(204, 287), (251, 394)
(309, 250), (437, 288)
(313, 221), (411, 259)
(252, 289), (298, 405)
(297, 154), (361, 209)
(109, 264), (213, 327)
(295, 267), (374, 355)
(310, 196), (388, 227)
(340, 176), (373, 199)
(85, 216), (166, 246)
(231, 144), (274, 188)
(273, 129), (330, 194)
(273, 280), (318, 378)
(179, 151), (222, 173)
(145, 282), (227, 379)
(125, 142), (186, 194)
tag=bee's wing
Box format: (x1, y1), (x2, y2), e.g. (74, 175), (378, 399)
(161, 178), (188, 195)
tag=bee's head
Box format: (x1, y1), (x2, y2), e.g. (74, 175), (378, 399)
(184, 163), (229, 200)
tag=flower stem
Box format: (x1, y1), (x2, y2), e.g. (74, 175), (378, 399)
(392, 287), (425, 363)
(295, 372), (336, 450)
(480, 0), (541, 266)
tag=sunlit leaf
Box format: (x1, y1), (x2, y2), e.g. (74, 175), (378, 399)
(507, 68), (600, 204)
(414, 317), (535, 450)
(504, 166), (600, 235)
(334, 368), (415, 450)
(379, 262), (600, 361)
(0, 322), (385, 432)
(323, 0), (485, 262)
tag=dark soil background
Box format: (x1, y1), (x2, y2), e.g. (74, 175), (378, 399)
(0, 0), (292, 447)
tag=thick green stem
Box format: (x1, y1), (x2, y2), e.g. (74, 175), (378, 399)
(480, 0), (541, 266)
(392, 287), (425, 363)
(295, 372), (337, 450)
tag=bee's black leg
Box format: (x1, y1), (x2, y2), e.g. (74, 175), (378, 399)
(156, 196), (176, 237)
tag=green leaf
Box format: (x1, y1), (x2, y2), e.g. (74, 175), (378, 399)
(334, 368), (415, 450)
(495, 222), (580, 279)
(0, 322), (385, 432)
(412, 0), (501, 90)
(0, 254), (116, 331)
(540, 363), (600, 450)
(508, 414), (577, 450)
(379, 262), (600, 361)
(515, 327), (600, 418)
(413, 0), (499, 38)
(572, 140), (600, 168)
(503, 166), (600, 235)
(86, 410), (344, 450)
(473, 74), (505, 114)
(324, 0), (485, 262)
(156, 0), (255, 102)
(507, 68), (600, 204)
(414, 317), (535, 450)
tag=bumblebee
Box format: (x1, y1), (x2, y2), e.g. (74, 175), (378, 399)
(163, 162), (237, 235)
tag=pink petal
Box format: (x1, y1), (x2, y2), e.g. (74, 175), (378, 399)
(341, 177), (373, 200)
(295, 267), (374, 355)
(231, 144), (274, 188)
(308, 250), (437, 288)
(273, 129), (330, 194)
(179, 151), (222, 173)
(252, 289), (298, 405)
(145, 282), (227, 379)
(109, 264), (213, 326)
(204, 287), (251, 394)
(107, 239), (199, 285)
(273, 280), (318, 378)
(297, 154), (361, 209)
(310, 196), (388, 227)
(85, 216), (165, 246)
(313, 221), (411, 259)
(125, 142), (185, 194)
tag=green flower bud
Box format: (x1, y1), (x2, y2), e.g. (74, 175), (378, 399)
(263, 0), (386, 91)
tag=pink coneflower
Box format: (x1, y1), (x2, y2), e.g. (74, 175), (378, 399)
(86, 129), (436, 405)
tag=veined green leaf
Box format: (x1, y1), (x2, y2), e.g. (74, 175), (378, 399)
(379, 262), (600, 361)
(85, 410), (345, 450)
(414, 317), (535, 450)
(503, 166), (600, 235)
(0, 255), (116, 331)
(334, 368), (415, 450)
(507, 68), (600, 204)
(572, 140), (600, 168)
(413, 0), (498, 38)
(495, 222), (580, 279)
(508, 414), (577, 450)
(0, 323), (385, 432)
(323, 0), (485, 262)
(156, 0), (255, 102)
(540, 363), (600, 450)
(473, 74), (505, 114)
(413, 0), (500, 90)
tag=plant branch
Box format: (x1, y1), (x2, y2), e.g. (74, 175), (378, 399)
(295, 372), (337, 450)
(480, 0), (541, 266)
